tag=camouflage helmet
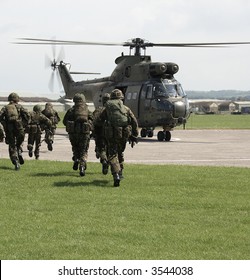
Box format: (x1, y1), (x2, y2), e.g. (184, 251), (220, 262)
(110, 89), (124, 100)
(73, 93), (86, 103)
(102, 93), (110, 105)
(45, 102), (52, 108)
(33, 105), (42, 112)
(8, 92), (20, 103)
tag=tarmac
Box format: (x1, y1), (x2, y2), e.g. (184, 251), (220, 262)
(1, 128), (250, 168)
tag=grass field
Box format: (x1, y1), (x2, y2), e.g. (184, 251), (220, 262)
(182, 113), (250, 130)
(1, 159), (249, 260)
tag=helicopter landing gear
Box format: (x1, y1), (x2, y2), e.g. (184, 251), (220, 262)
(140, 128), (154, 138)
(157, 130), (171, 142)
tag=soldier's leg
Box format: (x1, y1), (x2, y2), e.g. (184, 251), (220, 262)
(27, 133), (35, 157)
(117, 140), (127, 179)
(78, 134), (90, 176)
(107, 141), (121, 187)
(34, 133), (42, 160)
(16, 130), (25, 165)
(69, 134), (79, 170)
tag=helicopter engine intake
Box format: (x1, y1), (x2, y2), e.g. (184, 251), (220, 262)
(149, 62), (179, 77)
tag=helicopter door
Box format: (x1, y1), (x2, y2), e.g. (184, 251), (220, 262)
(123, 85), (140, 118)
(138, 84), (153, 122)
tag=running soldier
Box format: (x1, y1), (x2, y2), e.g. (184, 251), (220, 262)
(63, 93), (93, 176)
(0, 92), (30, 170)
(92, 93), (110, 175)
(27, 105), (52, 160)
(99, 89), (139, 187)
(41, 102), (60, 151)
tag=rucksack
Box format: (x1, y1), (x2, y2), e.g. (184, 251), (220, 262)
(74, 103), (88, 122)
(5, 104), (19, 122)
(105, 99), (129, 127)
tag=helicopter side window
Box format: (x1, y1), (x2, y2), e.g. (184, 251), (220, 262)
(146, 85), (153, 99)
(132, 92), (137, 99)
(126, 92), (132, 100)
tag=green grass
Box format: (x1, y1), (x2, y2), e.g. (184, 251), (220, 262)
(184, 113), (250, 129)
(1, 159), (249, 260)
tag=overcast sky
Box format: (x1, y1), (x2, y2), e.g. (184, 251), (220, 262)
(1, 0), (250, 97)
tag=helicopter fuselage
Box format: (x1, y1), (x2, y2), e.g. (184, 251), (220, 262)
(57, 54), (190, 140)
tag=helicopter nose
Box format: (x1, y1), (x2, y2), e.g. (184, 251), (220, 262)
(173, 101), (186, 118)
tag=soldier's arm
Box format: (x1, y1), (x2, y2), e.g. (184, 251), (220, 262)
(128, 109), (139, 137)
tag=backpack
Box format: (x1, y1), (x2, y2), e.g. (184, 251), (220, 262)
(5, 104), (19, 122)
(105, 99), (128, 127)
(74, 103), (88, 122)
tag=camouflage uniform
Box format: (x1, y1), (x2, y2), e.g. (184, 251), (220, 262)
(27, 105), (52, 159)
(41, 102), (61, 151)
(92, 93), (110, 175)
(0, 92), (30, 170)
(0, 123), (4, 142)
(63, 93), (93, 176)
(99, 89), (139, 187)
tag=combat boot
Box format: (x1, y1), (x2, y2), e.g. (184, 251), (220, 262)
(27, 145), (33, 157)
(18, 153), (24, 165)
(47, 141), (53, 151)
(73, 160), (79, 170)
(102, 160), (109, 175)
(79, 165), (85, 177)
(113, 173), (120, 187)
(13, 160), (20, 171)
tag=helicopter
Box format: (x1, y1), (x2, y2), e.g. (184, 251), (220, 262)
(16, 37), (250, 141)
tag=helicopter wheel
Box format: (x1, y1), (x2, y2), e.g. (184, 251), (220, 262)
(165, 131), (171, 141)
(140, 128), (147, 138)
(157, 131), (171, 141)
(148, 130), (154, 137)
(140, 128), (154, 138)
(157, 131), (165, 141)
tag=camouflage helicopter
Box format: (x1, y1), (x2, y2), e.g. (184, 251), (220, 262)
(16, 37), (250, 141)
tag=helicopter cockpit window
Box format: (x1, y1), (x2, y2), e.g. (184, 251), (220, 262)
(153, 82), (186, 98)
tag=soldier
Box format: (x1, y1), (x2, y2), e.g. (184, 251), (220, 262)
(0, 92), (30, 170)
(92, 93), (110, 175)
(27, 105), (52, 160)
(63, 93), (93, 176)
(99, 89), (139, 187)
(41, 102), (61, 151)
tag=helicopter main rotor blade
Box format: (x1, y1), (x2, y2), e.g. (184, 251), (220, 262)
(15, 37), (250, 47)
(16, 38), (124, 46)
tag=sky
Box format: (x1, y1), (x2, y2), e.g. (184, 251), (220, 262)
(1, 0), (250, 98)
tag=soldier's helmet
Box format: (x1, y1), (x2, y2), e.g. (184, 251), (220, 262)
(102, 93), (110, 105)
(73, 93), (86, 103)
(110, 89), (124, 100)
(33, 105), (42, 112)
(8, 92), (20, 103)
(45, 102), (52, 108)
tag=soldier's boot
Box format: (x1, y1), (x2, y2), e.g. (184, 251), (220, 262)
(27, 145), (33, 157)
(35, 154), (39, 160)
(79, 165), (85, 177)
(18, 150), (24, 165)
(12, 159), (20, 171)
(73, 160), (78, 170)
(47, 141), (53, 151)
(113, 173), (120, 187)
(102, 160), (109, 175)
